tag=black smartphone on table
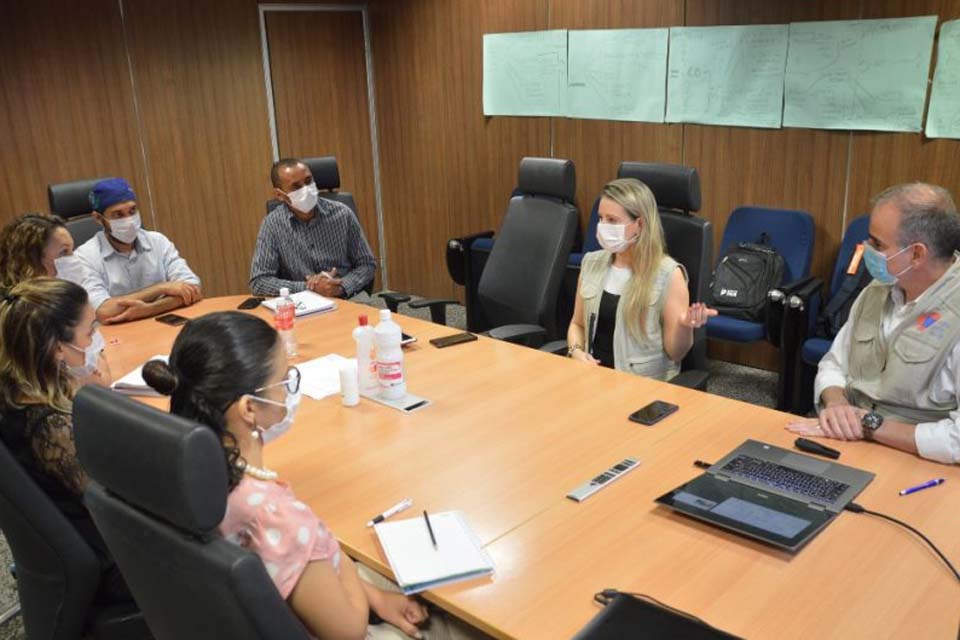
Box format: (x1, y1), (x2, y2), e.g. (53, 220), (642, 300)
(429, 332), (478, 348)
(628, 400), (679, 426)
(155, 313), (189, 326)
(237, 296), (264, 310)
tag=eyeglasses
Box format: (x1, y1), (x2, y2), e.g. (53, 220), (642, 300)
(253, 367), (301, 396)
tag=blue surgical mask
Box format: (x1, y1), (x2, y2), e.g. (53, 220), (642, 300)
(862, 243), (913, 285)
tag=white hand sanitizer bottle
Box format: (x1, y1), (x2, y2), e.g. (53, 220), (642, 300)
(352, 314), (378, 396)
(374, 309), (406, 400)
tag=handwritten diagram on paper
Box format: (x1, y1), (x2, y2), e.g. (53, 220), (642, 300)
(926, 20), (960, 139)
(784, 16), (937, 132)
(666, 25), (789, 128)
(483, 30), (567, 117)
(565, 28), (669, 122)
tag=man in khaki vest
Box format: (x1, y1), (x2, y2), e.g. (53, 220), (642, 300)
(789, 183), (960, 464)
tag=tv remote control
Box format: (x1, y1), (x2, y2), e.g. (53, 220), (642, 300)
(566, 457), (640, 502)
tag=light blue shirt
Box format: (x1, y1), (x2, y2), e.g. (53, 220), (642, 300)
(74, 230), (201, 310)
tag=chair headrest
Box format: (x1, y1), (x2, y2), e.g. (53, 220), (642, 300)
(48, 178), (110, 219)
(73, 386), (228, 536)
(517, 158), (576, 203)
(617, 162), (701, 213)
(303, 156), (340, 191)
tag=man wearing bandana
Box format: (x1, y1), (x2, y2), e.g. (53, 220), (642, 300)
(74, 178), (202, 324)
(789, 183), (960, 465)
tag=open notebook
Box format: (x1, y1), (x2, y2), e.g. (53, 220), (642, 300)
(374, 511), (494, 595)
(111, 355), (168, 397)
(261, 290), (336, 317)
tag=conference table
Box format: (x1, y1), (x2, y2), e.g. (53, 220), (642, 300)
(103, 296), (960, 640)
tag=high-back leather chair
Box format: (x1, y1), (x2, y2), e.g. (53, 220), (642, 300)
(616, 162), (713, 376)
(0, 420), (147, 639)
(265, 156), (357, 215)
(411, 157), (579, 345)
(48, 178), (108, 246)
(73, 386), (309, 640)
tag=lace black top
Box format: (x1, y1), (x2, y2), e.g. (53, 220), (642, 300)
(0, 404), (90, 519)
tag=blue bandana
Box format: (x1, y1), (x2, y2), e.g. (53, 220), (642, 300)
(89, 178), (136, 213)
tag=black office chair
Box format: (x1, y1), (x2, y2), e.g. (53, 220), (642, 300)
(73, 387), (310, 640)
(48, 178), (108, 246)
(409, 157), (579, 345)
(0, 424), (148, 639)
(265, 155), (357, 215)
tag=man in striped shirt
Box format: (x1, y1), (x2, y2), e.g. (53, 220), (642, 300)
(250, 159), (376, 297)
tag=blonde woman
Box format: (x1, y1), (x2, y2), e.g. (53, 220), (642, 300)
(0, 212), (84, 288)
(567, 178), (717, 380)
(0, 278), (122, 600)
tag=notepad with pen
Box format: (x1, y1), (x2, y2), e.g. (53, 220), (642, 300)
(373, 511), (494, 595)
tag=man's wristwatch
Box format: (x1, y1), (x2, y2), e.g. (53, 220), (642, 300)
(567, 344), (583, 357)
(861, 411), (884, 440)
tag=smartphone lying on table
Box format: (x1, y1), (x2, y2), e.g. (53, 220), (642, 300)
(628, 400), (679, 426)
(429, 332), (477, 348)
(155, 313), (189, 326)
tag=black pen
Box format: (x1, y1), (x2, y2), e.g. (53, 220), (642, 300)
(423, 510), (438, 549)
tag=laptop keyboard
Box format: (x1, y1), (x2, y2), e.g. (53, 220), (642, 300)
(721, 455), (850, 503)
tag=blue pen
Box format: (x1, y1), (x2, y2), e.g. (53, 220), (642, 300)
(899, 478), (945, 496)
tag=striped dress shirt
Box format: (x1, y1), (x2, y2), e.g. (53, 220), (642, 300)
(249, 199), (376, 297)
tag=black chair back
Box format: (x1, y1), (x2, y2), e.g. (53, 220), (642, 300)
(0, 430), (99, 639)
(48, 178), (109, 246)
(74, 386), (309, 640)
(616, 163), (712, 371)
(477, 158), (579, 340)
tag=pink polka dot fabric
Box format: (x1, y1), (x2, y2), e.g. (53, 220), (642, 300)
(219, 477), (342, 599)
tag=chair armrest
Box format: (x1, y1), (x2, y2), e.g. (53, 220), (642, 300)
(377, 291), (411, 313)
(447, 231), (495, 285)
(668, 369), (709, 391)
(765, 275), (820, 347)
(407, 298), (458, 325)
(486, 324), (547, 347)
(540, 340), (568, 356)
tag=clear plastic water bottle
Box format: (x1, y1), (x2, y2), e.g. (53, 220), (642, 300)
(275, 287), (298, 358)
(374, 309), (406, 400)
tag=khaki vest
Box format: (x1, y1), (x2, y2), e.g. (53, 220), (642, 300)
(847, 253), (960, 423)
(579, 250), (683, 381)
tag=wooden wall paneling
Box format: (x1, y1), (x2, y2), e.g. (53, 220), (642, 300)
(683, 0), (861, 370)
(369, 0), (551, 298)
(265, 10), (381, 266)
(848, 1), (960, 214)
(548, 1), (685, 225)
(121, 0), (275, 297)
(0, 0), (148, 225)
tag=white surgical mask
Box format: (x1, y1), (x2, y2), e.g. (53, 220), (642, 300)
(596, 222), (637, 253)
(287, 184), (318, 214)
(250, 390), (301, 445)
(54, 255), (87, 285)
(107, 213), (141, 244)
(64, 330), (105, 379)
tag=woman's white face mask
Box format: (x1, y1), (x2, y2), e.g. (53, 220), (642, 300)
(596, 221), (638, 253)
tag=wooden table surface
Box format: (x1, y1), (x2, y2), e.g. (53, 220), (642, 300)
(103, 296), (960, 640)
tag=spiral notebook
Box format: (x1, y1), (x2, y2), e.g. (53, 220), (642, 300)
(373, 511), (494, 595)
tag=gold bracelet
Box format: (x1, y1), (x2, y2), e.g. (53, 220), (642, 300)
(567, 344), (584, 357)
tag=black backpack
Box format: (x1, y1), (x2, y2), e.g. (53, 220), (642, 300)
(814, 260), (872, 339)
(708, 234), (785, 322)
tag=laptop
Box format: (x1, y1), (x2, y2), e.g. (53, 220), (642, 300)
(655, 439), (874, 552)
